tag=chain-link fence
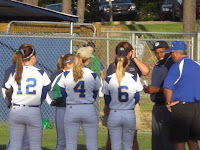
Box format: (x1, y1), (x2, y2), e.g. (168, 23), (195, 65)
(0, 22), (198, 133)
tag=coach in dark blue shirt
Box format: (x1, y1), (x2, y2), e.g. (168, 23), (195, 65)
(143, 41), (174, 150)
(164, 41), (200, 150)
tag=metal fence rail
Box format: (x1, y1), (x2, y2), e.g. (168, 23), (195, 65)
(0, 24), (199, 133)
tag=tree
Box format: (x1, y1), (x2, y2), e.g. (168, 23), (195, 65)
(22, 0), (39, 6)
(183, 0), (196, 59)
(77, 0), (85, 23)
(183, 0), (196, 33)
(62, 0), (72, 14)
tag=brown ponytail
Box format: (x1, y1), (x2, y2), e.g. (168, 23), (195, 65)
(73, 54), (83, 82)
(57, 54), (75, 71)
(115, 56), (128, 85)
(14, 44), (36, 84)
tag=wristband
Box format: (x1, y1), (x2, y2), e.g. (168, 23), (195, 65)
(133, 57), (137, 61)
(166, 102), (171, 105)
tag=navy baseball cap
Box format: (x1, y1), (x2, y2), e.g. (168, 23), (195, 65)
(152, 41), (169, 51)
(83, 42), (95, 49)
(165, 41), (186, 53)
(116, 47), (129, 56)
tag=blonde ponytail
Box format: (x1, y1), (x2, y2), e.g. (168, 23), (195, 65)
(115, 56), (128, 86)
(116, 57), (125, 85)
(73, 54), (83, 82)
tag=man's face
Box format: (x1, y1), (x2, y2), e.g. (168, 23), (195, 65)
(154, 47), (167, 61)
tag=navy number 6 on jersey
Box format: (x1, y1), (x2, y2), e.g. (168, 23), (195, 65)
(118, 86), (128, 102)
(74, 81), (85, 98)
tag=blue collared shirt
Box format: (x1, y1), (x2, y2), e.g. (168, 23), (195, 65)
(164, 56), (200, 102)
(151, 57), (174, 103)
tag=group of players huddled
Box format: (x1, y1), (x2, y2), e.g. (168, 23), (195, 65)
(2, 40), (200, 150)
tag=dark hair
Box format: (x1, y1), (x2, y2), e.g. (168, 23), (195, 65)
(115, 42), (133, 55)
(57, 54), (75, 71)
(15, 44), (36, 84)
(83, 42), (95, 49)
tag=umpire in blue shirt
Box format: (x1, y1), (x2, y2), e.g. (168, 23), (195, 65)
(143, 41), (175, 150)
(164, 41), (200, 150)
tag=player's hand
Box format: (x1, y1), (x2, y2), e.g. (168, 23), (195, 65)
(104, 105), (110, 115)
(166, 101), (179, 112)
(143, 85), (150, 93)
(50, 101), (57, 106)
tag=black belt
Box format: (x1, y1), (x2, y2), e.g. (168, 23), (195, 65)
(178, 101), (200, 104)
(111, 108), (134, 111)
(66, 103), (93, 105)
(12, 103), (40, 107)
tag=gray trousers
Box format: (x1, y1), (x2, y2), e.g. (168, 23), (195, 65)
(108, 110), (136, 150)
(64, 104), (98, 150)
(8, 106), (42, 150)
(55, 107), (66, 150)
(152, 104), (175, 150)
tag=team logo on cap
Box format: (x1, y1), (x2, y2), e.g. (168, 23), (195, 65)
(155, 42), (159, 47)
(120, 47), (125, 51)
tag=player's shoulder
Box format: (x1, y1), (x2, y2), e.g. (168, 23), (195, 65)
(30, 66), (46, 76)
(105, 73), (115, 84)
(125, 72), (137, 81)
(63, 69), (72, 78)
(83, 67), (98, 79)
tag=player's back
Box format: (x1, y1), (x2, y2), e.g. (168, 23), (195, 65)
(59, 67), (101, 104)
(105, 72), (143, 110)
(6, 66), (50, 105)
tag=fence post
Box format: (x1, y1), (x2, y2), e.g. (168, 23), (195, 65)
(191, 36), (194, 60)
(197, 28), (200, 62)
(131, 32), (136, 49)
(107, 32), (110, 68)
(70, 22), (74, 54)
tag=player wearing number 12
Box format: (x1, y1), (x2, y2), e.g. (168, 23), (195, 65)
(58, 47), (101, 150)
(102, 56), (143, 150)
(5, 44), (51, 150)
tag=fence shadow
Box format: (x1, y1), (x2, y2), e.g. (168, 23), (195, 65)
(0, 145), (6, 149)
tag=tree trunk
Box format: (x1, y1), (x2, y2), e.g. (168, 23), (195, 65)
(77, 0), (85, 23)
(21, 0), (38, 6)
(183, 0), (196, 33)
(183, 0), (196, 59)
(62, 0), (72, 14)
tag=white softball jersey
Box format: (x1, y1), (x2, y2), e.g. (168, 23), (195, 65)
(102, 72), (143, 110)
(5, 65), (51, 106)
(58, 67), (102, 104)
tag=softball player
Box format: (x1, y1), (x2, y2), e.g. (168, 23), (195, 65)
(58, 47), (101, 150)
(49, 54), (75, 150)
(102, 56), (143, 150)
(5, 44), (51, 150)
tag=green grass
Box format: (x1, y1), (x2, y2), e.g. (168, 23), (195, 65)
(0, 124), (151, 150)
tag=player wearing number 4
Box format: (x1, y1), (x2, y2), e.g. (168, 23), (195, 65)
(58, 47), (101, 150)
(102, 55), (143, 150)
(5, 44), (51, 150)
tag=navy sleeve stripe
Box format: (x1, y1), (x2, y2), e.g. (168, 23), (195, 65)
(132, 75), (137, 81)
(38, 70), (44, 75)
(105, 77), (111, 84)
(64, 71), (70, 77)
(11, 69), (15, 76)
(91, 73), (97, 79)
(41, 85), (48, 100)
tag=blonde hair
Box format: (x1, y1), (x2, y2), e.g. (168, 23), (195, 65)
(73, 53), (89, 82)
(57, 54), (75, 71)
(115, 56), (128, 85)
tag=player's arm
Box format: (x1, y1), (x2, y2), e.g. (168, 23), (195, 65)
(1, 87), (11, 108)
(143, 86), (163, 94)
(131, 50), (150, 76)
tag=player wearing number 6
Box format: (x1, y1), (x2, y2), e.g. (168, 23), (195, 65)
(102, 56), (143, 150)
(5, 44), (51, 150)
(58, 47), (101, 150)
